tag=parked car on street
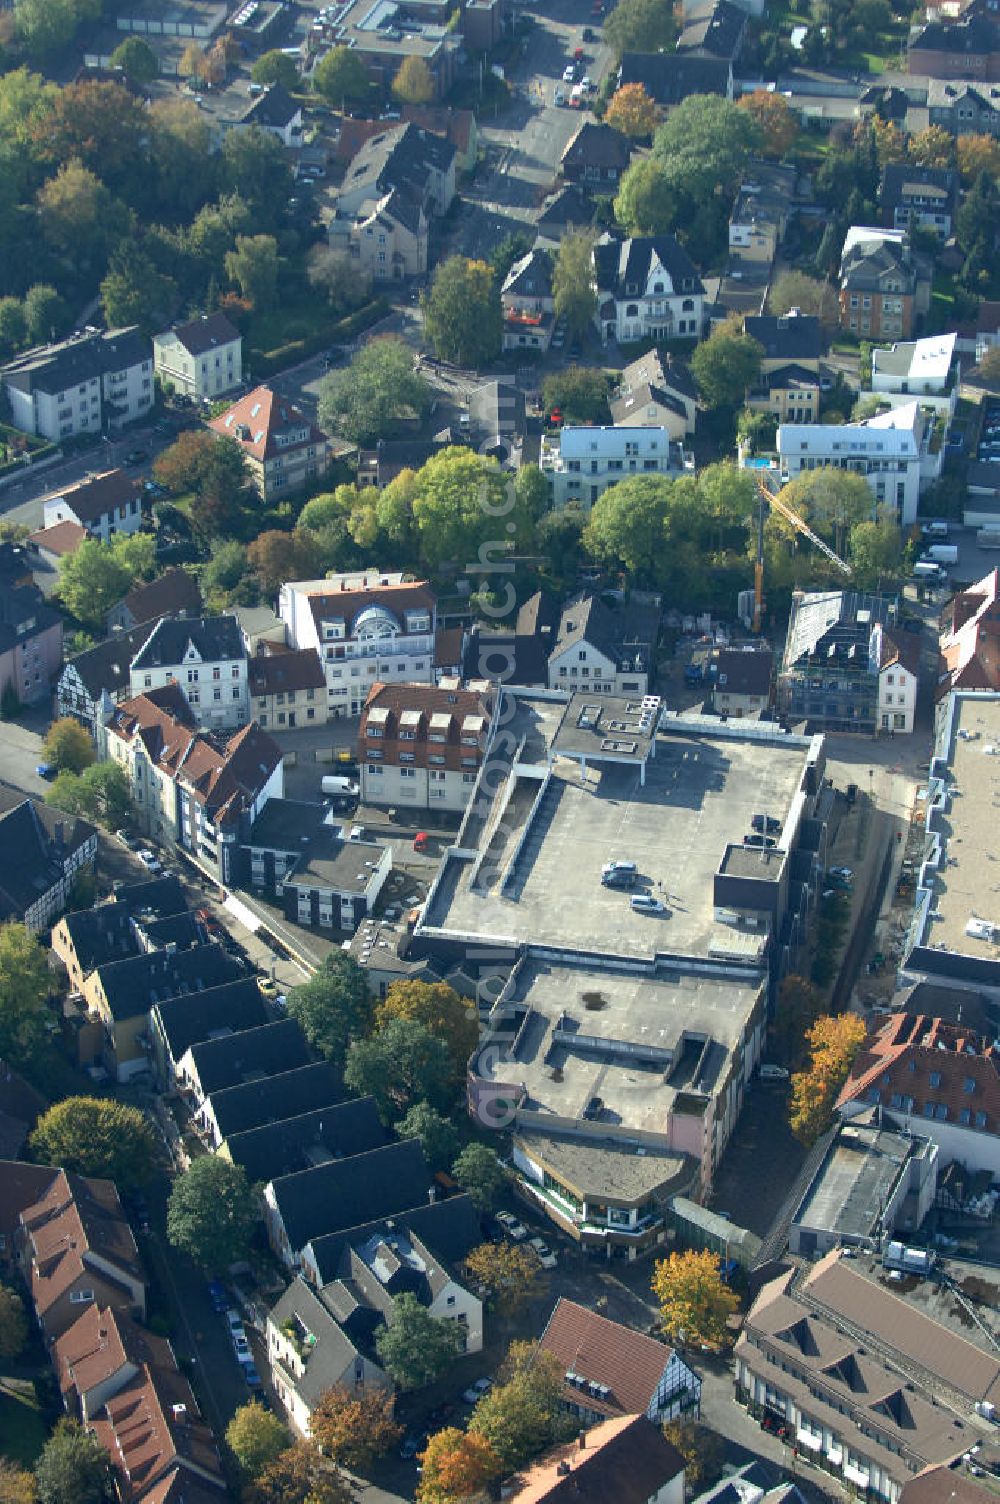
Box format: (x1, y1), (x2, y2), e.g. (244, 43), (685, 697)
(462, 1378), (493, 1405)
(495, 1210), (528, 1240)
(35, 762), (56, 781)
(528, 1236), (557, 1269)
(136, 850), (163, 874)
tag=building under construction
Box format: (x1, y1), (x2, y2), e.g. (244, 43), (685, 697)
(777, 590), (901, 733)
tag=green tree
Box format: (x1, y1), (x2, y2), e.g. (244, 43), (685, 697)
(469, 1343), (575, 1471)
(34, 1420), (110, 1504)
(375, 979), (479, 1077)
(23, 284), (67, 345)
(397, 1102), (460, 1171)
(344, 1018), (454, 1124)
(109, 38), (159, 85)
(225, 1402), (290, 1480)
(225, 234), (278, 311)
(36, 161), (122, 269)
(319, 337), (432, 448)
(100, 250), (176, 335)
(57, 540), (133, 629)
(0, 1283), (28, 1361)
(956, 171), (996, 253)
(392, 56), (434, 105)
(849, 517), (902, 590)
(552, 230), (596, 341)
(604, 0), (676, 55)
(47, 763), (134, 830)
(313, 46), (371, 109)
(653, 94), (760, 201)
(14, 0), (78, 59)
(43, 717), (94, 774)
(287, 952), (373, 1069)
(767, 270), (838, 326)
(0, 923), (50, 1070)
(306, 246), (372, 314)
(166, 1155), (256, 1269)
(651, 1248), (740, 1350)
(542, 366), (609, 425)
(309, 1386), (402, 1471)
(220, 129), (293, 224)
(374, 1292), (464, 1390)
(451, 1142), (504, 1211)
(201, 540), (251, 609)
(422, 257), (501, 369)
(251, 51), (300, 90)
(781, 468), (875, 549)
(583, 475), (671, 581)
(410, 445), (533, 573)
(30, 1097), (156, 1186)
(0, 298), (25, 359)
(691, 320), (763, 408)
(614, 157), (679, 237)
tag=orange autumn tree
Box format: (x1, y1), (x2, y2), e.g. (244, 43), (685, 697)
(651, 1248), (740, 1352)
(789, 1013), (867, 1145)
(605, 83), (659, 139)
(309, 1385), (402, 1471)
(737, 90), (798, 157)
(416, 1429), (500, 1504)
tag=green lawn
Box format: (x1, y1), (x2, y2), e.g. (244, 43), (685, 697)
(0, 1381), (49, 1467)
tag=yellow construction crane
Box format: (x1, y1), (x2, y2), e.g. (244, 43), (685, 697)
(752, 475), (851, 633)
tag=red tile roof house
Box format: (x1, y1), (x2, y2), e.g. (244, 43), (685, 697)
(504, 1414), (686, 1504)
(16, 1168), (146, 1340)
(538, 1298), (701, 1425)
(210, 386), (331, 503)
(55, 1303), (175, 1424)
(91, 1360), (225, 1503)
(837, 1012), (1000, 1178)
(937, 568), (1000, 699)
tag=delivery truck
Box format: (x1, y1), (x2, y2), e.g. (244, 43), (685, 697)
(321, 775), (359, 797)
(922, 544), (959, 564)
(977, 528), (1000, 549)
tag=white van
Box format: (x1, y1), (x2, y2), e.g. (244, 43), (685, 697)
(913, 560), (944, 582)
(321, 775), (359, 797)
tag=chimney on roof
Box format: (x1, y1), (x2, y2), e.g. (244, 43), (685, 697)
(557, 1461), (571, 1476)
(578, 1431), (587, 1450)
(172, 1404), (187, 1424)
(428, 1185), (437, 1204)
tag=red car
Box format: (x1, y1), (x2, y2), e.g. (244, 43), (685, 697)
(413, 831), (430, 853)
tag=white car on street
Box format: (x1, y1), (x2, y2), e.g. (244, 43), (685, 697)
(529, 1236), (558, 1269)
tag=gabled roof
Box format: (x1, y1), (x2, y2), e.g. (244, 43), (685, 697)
(938, 567), (1000, 695)
(92, 943), (243, 1023)
(0, 793), (96, 924)
(160, 313), (240, 359)
(44, 469), (142, 527)
(240, 82), (300, 129)
(910, 10), (1000, 57)
(877, 627), (921, 679)
(0, 582), (61, 656)
(130, 615), (244, 672)
(269, 1138), (431, 1254)
(502, 248), (553, 300)
(594, 233), (704, 300)
(561, 122), (631, 171)
(744, 312), (823, 363)
(837, 1011), (1000, 1141)
(267, 1277), (372, 1405)
(900, 1466), (996, 1504)
(248, 648), (325, 699)
(2, 326), (150, 399)
(551, 594), (660, 674)
(341, 121), (455, 204)
(63, 621), (165, 703)
(185, 1018), (310, 1096)
(206, 1061), (345, 1140)
(27, 520), (88, 557)
(611, 381), (687, 425)
(92, 1361), (223, 1501)
(619, 348), (698, 402)
(537, 183), (596, 234)
(840, 235), (917, 293)
(506, 1414), (686, 1504)
(400, 103), (476, 156)
(539, 1298), (675, 1418)
(112, 569), (202, 628)
(676, 0), (746, 58)
(210, 386), (327, 463)
(22, 1170), (143, 1322)
(55, 1304), (172, 1414)
(222, 1096), (385, 1185)
(618, 52), (731, 105)
(153, 979), (268, 1065)
(304, 1192), (481, 1286)
(714, 646), (773, 697)
(881, 161), (958, 211)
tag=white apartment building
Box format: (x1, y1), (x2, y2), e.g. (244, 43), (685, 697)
(279, 572), (437, 718)
(1, 327), (153, 441)
(541, 425), (690, 510)
(777, 402), (930, 526)
(874, 623), (919, 734)
(358, 680), (495, 812)
(128, 615), (249, 731)
(42, 470), (144, 545)
(152, 312), (243, 402)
